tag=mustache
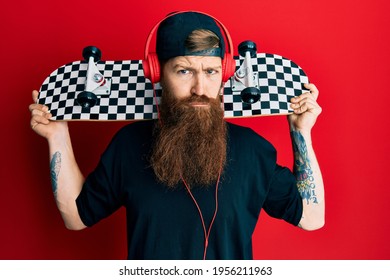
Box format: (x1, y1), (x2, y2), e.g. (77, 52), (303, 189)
(177, 95), (223, 107)
(182, 95), (212, 104)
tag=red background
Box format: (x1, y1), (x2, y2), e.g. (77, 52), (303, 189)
(1, 0), (389, 259)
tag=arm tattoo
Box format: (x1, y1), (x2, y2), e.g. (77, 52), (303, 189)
(291, 131), (318, 205)
(50, 151), (61, 197)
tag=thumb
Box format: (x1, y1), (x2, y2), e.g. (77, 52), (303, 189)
(32, 90), (39, 103)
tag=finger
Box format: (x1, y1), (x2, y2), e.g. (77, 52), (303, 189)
(29, 103), (50, 114)
(291, 100), (308, 114)
(291, 98), (321, 114)
(32, 90), (39, 103)
(304, 83), (319, 100)
(31, 113), (52, 124)
(291, 88), (319, 106)
(31, 108), (51, 119)
(31, 113), (52, 126)
(32, 109), (52, 121)
(290, 92), (311, 104)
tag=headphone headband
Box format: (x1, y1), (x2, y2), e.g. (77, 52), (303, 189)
(144, 11), (234, 61)
(143, 11), (236, 83)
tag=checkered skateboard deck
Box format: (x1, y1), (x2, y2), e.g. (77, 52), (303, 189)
(37, 49), (308, 121)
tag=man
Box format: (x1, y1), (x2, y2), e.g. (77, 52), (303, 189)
(29, 11), (324, 259)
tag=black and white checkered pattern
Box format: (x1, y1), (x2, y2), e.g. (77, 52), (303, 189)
(223, 53), (309, 118)
(38, 53), (308, 121)
(39, 60), (161, 120)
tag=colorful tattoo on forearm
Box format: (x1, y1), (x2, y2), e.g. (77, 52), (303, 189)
(50, 151), (61, 196)
(291, 131), (318, 205)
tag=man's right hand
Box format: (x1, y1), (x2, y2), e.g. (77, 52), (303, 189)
(29, 90), (69, 140)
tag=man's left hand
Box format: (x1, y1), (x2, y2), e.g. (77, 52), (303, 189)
(288, 83), (322, 132)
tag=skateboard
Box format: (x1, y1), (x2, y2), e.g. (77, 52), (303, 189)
(37, 41), (309, 120)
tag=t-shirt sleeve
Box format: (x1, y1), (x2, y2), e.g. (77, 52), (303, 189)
(262, 165), (303, 226)
(76, 137), (124, 227)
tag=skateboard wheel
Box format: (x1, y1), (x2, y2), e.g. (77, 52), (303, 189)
(241, 87), (260, 104)
(82, 46), (102, 62)
(238, 41), (257, 58)
(76, 91), (98, 108)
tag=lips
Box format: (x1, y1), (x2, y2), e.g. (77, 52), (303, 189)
(189, 101), (210, 107)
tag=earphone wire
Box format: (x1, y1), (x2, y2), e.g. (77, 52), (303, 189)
(181, 166), (222, 260)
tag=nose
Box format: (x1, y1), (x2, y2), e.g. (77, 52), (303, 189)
(191, 74), (205, 96)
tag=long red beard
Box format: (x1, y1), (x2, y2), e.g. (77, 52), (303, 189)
(150, 93), (227, 188)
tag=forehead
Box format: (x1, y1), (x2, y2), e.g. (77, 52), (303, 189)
(166, 56), (222, 68)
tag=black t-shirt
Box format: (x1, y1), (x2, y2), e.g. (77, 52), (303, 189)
(76, 121), (302, 259)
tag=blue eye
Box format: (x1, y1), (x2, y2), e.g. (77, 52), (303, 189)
(178, 69), (190, 75)
(206, 69), (219, 75)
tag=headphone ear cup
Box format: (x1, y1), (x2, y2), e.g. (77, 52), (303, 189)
(142, 53), (161, 83)
(221, 55), (236, 83)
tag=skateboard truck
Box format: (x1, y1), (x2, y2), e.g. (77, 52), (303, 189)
(76, 46), (111, 108)
(231, 41), (261, 104)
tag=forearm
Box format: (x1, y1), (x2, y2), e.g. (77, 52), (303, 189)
(291, 128), (325, 230)
(48, 131), (86, 230)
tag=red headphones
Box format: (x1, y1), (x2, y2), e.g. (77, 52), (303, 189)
(142, 11), (236, 84)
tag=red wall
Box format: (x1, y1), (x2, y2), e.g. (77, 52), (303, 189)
(1, 0), (389, 259)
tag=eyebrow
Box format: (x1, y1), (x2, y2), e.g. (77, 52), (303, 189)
(172, 63), (222, 70)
